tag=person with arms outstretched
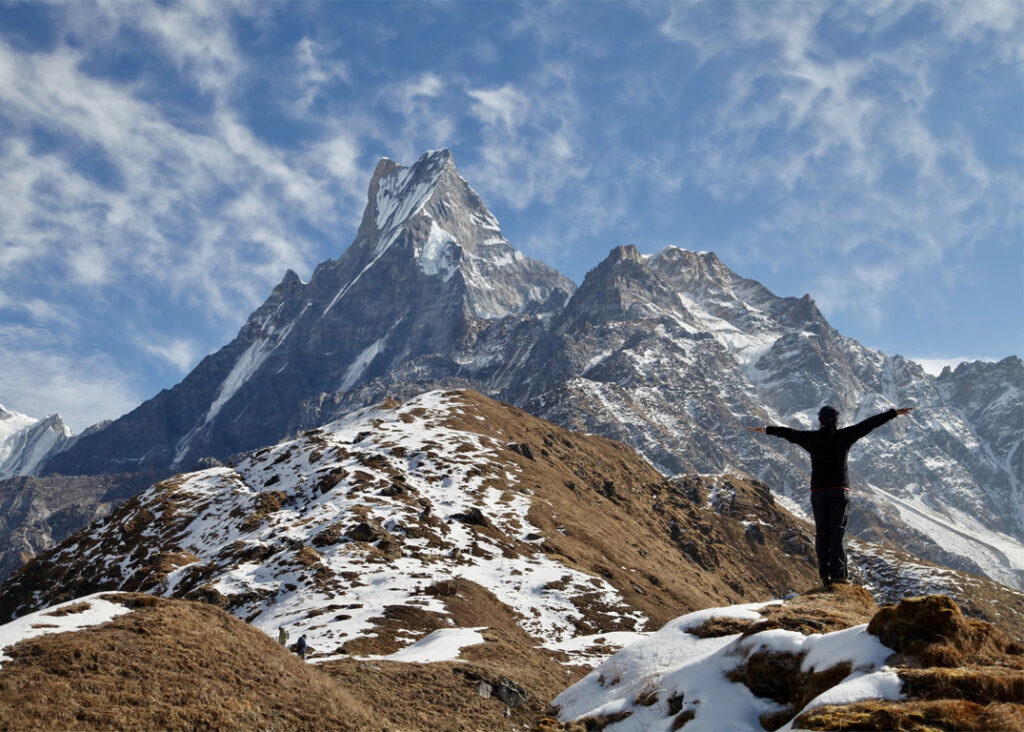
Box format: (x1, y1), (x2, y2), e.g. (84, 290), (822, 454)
(747, 405), (914, 586)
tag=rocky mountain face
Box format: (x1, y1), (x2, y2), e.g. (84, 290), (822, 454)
(0, 406), (74, 480)
(0, 472), (160, 583)
(33, 150), (1022, 591)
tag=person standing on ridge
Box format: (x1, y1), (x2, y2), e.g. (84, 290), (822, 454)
(278, 626), (288, 646)
(295, 634), (307, 660)
(747, 405), (914, 587)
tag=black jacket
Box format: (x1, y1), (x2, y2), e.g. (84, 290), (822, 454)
(766, 409), (898, 489)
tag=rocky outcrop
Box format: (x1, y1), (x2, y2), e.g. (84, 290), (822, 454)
(0, 472), (159, 583)
(793, 594), (1024, 731)
(551, 586), (1023, 732)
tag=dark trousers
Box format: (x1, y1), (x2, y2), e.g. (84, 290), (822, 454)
(811, 489), (850, 582)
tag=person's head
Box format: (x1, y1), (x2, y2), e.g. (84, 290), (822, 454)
(818, 405), (839, 429)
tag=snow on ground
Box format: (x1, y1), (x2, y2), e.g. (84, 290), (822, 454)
(0, 592), (132, 671)
(328, 626), (487, 665)
(53, 391), (647, 666)
(553, 602), (900, 732)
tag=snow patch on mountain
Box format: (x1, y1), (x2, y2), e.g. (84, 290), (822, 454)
(867, 483), (1024, 589)
(338, 626), (486, 665)
(418, 220), (459, 280)
(0, 592), (132, 671)
(0, 405), (36, 441)
(338, 336), (387, 393)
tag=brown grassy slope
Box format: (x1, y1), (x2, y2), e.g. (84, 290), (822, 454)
(0, 594), (383, 732)
(437, 391), (821, 629)
(0, 389), (823, 636)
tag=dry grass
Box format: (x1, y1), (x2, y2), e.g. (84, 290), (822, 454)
(794, 699), (1024, 731)
(720, 590), (1024, 732)
(0, 594), (382, 732)
(899, 666), (1023, 704)
(436, 391), (823, 631)
(742, 583), (878, 637)
(868, 594), (1024, 668)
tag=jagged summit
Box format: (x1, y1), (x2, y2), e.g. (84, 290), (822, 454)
(0, 407), (73, 479)
(553, 244), (689, 332)
(314, 148), (571, 320)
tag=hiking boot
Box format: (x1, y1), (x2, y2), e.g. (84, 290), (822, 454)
(831, 577), (851, 585)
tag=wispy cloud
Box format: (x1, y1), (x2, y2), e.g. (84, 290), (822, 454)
(294, 37), (350, 114)
(0, 12), (348, 324)
(652, 1), (1022, 334)
(464, 67), (588, 213)
(911, 356), (996, 377)
(0, 324), (141, 431)
(141, 337), (201, 373)
(0, 1), (1019, 430)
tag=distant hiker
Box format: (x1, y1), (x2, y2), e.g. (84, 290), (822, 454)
(295, 634), (307, 660)
(278, 626), (288, 646)
(747, 405), (914, 586)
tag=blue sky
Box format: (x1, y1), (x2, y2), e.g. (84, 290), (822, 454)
(1, 1), (1021, 431)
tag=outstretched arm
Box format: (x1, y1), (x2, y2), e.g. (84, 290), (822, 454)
(748, 423), (813, 449)
(845, 406), (915, 442)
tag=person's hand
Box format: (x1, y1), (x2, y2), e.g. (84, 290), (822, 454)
(745, 426), (766, 434)
(895, 407), (915, 416)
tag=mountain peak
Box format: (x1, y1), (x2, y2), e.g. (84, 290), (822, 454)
(0, 407), (74, 479)
(331, 150), (572, 319)
(607, 244), (645, 265)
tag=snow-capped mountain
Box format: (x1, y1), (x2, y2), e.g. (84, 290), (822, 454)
(35, 150), (1023, 591)
(0, 405), (73, 480)
(44, 150), (572, 476)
